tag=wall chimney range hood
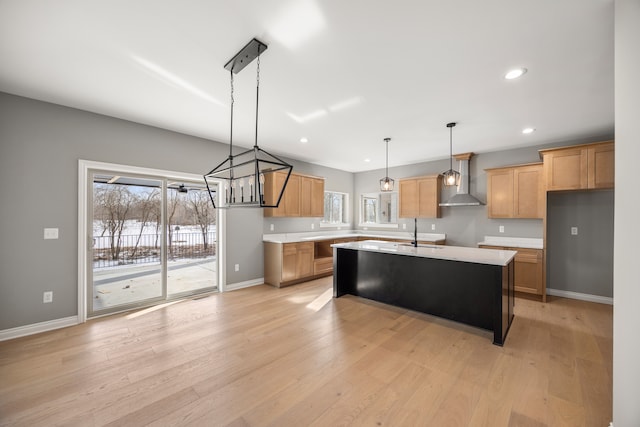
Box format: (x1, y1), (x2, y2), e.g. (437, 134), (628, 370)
(439, 152), (484, 207)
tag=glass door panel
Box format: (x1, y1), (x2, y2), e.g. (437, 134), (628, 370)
(166, 181), (217, 296)
(91, 174), (164, 314)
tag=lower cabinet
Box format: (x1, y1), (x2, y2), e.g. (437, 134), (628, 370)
(266, 237), (447, 288)
(265, 242), (314, 287)
(480, 245), (545, 301)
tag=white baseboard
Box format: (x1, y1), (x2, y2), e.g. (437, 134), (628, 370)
(0, 316), (79, 342)
(547, 288), (613, 305)
(226, 278), (264, 292)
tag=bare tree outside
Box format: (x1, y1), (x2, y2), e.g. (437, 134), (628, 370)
(189, 190), (216, 250)
(94, 184), (135, 261)
(129, 188), (160, 259)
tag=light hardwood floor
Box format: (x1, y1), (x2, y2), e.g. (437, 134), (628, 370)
(0, 277), (612, 426)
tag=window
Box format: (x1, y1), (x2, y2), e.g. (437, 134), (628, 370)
(359, 192), (398, 228)
(322, 191), (349, 225)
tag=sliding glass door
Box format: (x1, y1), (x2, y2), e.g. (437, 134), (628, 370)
(166, 181), (217, 296)
(88, 171), (217, 317)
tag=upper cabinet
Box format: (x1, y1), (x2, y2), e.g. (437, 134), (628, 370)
(539, 140), (614, 191)
(300, 176), (324, 217)
(264, 172), (324, 217)
(486, 163), (544, 219)
(398, 175), (442, 218)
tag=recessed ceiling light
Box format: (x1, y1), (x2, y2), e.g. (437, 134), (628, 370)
(364, 158), (371, 163)
(522, 127), (535, 134)
(300, 137), (308, 143)
(505, 68), (527, 80)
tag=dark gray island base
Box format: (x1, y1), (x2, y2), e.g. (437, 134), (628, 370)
(332, 242), (516, 346)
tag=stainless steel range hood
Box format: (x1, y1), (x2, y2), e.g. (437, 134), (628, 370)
(439, 152), (484, 207)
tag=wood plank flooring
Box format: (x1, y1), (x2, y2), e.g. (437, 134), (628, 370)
(0, 277), (612, 426)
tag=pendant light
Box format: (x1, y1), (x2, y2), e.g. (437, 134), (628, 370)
(379, 137), (395, 192)
(204, 38), (293, 209)
(442, 122), (461, 187)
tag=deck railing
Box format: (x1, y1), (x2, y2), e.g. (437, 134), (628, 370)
(93, 231), (216, 268)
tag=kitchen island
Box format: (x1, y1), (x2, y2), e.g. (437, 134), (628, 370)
(332, 241), (517, 346)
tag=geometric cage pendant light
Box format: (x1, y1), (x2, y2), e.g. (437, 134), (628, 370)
(442, 122), (461, 187)
(379, 137), (395, 192)
(204, 38), (293, 209)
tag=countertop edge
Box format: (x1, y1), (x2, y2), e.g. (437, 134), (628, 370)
(333, 241), (517, 267)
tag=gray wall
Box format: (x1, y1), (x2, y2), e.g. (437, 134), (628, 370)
(614, 0), (640, 424)
(262, 158), (355, 234)
(547, 191), (614, 297)
(352, 140), (611, 247)
(0, 92), (263, 329)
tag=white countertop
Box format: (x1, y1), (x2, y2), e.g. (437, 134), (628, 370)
(333, 240), (516, 266)
(263, 230), (446, 244)
(477, 236), (543, 249)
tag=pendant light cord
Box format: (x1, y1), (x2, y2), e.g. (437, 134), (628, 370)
(385, 138), (389, 177)
(229, 70), (234, 159)
(449, 125), (453, 170)
(254, 50), (260, 148)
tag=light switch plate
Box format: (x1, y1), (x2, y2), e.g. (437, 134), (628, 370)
(43, 291), (53, 303)
(571, 227), (578, 235)
(44, 228), (59, 239)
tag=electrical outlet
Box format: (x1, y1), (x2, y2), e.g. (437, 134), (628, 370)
(499, 225), (505, 233)
(270, 224), (274, 231)
(43, 291), (53, 303)
(234, 264), (239, 272)
(311, 223), (315, 230)
(402, 224), (406, 230)
(431, 224), (436, 231)
(571, 227), (578, 235)
(44, 228), (59, 239)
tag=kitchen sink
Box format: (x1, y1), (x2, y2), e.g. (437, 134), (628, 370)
(398, 243), (443, 249)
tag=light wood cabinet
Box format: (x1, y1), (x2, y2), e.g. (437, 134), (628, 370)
(479, 245), (545, 300)
(300, 176), (324, 217)
(264, 172), (324, 217)
(486, 163), (543, 219)
(265, 241), (314, 287)
(399, 175), (442, 218)
(540, 140), (614, 191)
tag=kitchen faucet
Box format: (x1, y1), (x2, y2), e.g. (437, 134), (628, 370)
(412, 218), (418, 247)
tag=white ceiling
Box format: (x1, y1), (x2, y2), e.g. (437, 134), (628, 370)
(0, 0), (614, 173)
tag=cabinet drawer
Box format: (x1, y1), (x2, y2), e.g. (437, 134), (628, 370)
(314, 257), (333, 275)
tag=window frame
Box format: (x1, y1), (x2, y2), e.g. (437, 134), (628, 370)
(320, 190), (350, 228)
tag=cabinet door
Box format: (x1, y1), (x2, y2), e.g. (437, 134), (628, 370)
(296, 242), (314, 279)
(282, 243), (298, 282)
(283, 174), (301, 216)
(417, 176), (441, 218)
(487, 169), (514, 218)
(512, 248), (543, 295)
(301, 177), (324, 217)
(310, 178), (324, 217)
(263, 172), (289, 217)
(399, 179), (418, 218)
(300, 177), (312, 217)
(513, 165), (543, 219)
(588, 143), (614, 189)
(543, 147), (587, 191)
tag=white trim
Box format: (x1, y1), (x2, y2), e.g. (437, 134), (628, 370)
(226, 278), (264, 291)
(547, 288), (613, 305)
(0, 316), (79, 342)
(358, 223), (399, 229)
(78, 159), (225, 315)
(319, 222), (350, 229)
